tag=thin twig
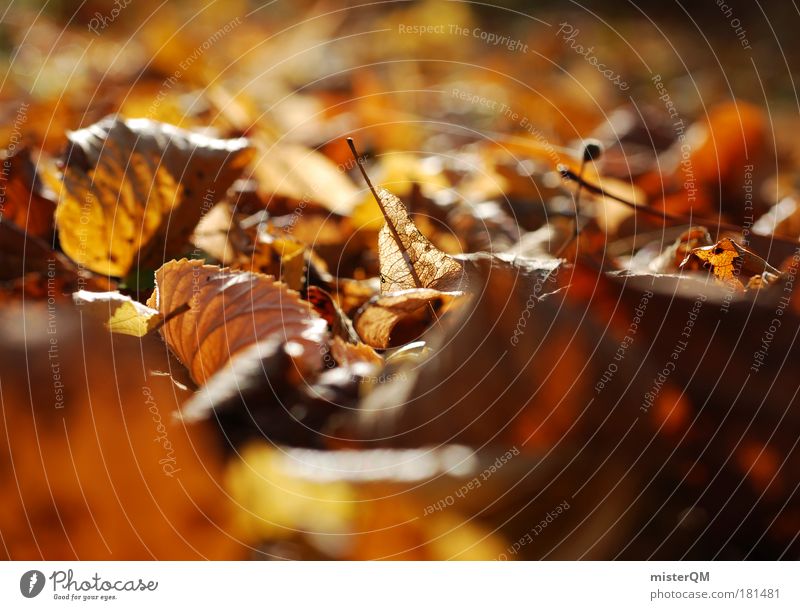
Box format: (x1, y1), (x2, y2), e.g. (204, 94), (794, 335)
(557, 165), (799, 246)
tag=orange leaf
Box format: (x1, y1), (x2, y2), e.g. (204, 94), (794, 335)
(147, 258), (327, 384)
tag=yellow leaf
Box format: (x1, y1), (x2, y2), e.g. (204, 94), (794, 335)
(73, 290), (162, 337)
(54, 117), (254, 277)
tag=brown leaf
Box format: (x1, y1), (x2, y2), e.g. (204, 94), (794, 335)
(377, 187), (466, 293)
(147, 258), (327, 384)
(354, 254), (580, 450)
(330, 336), (383, 369)
(0, 147), (57, 238)
(334, 277), (380, 315)
(354, 288), (464, 349)
(54, 117), (255, 277)
(191, 204), (307, 290)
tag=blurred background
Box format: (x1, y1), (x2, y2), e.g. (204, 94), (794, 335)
(1, 0), (799, 561)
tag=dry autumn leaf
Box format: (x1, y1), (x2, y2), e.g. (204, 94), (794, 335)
(377, 186), (467, 292)
(346, 139), (466, 293)
(147, 258), (328, 384)
(354, 288), (464, 349)
(72, 290), (163, 337)
(54, 116), (255, 277)
(681, 237), (781, 290)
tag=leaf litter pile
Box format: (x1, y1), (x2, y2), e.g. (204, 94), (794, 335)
(2, 1), (800, 560)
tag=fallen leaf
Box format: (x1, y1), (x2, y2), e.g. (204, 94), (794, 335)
(54, 116), (254, 277)
(377, 186), (466, 292)
(681, 237), (781, 289)
(147, 258), (328, 384)
(334, 277), (380, 315)
(330, 336), (383, 368)
(354, 288), (464, 349)
(73, 290), (163, 337)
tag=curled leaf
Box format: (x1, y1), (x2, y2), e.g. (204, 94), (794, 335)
(330, 336), (383, 369)
(147, 258), (327, 384)
(355, 288), (464, 349)
(54, 116), (255, 277)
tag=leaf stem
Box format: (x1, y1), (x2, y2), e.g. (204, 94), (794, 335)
(346, 137), (423, 288)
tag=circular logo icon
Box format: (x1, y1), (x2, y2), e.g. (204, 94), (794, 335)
(20, 570), (45, 598)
